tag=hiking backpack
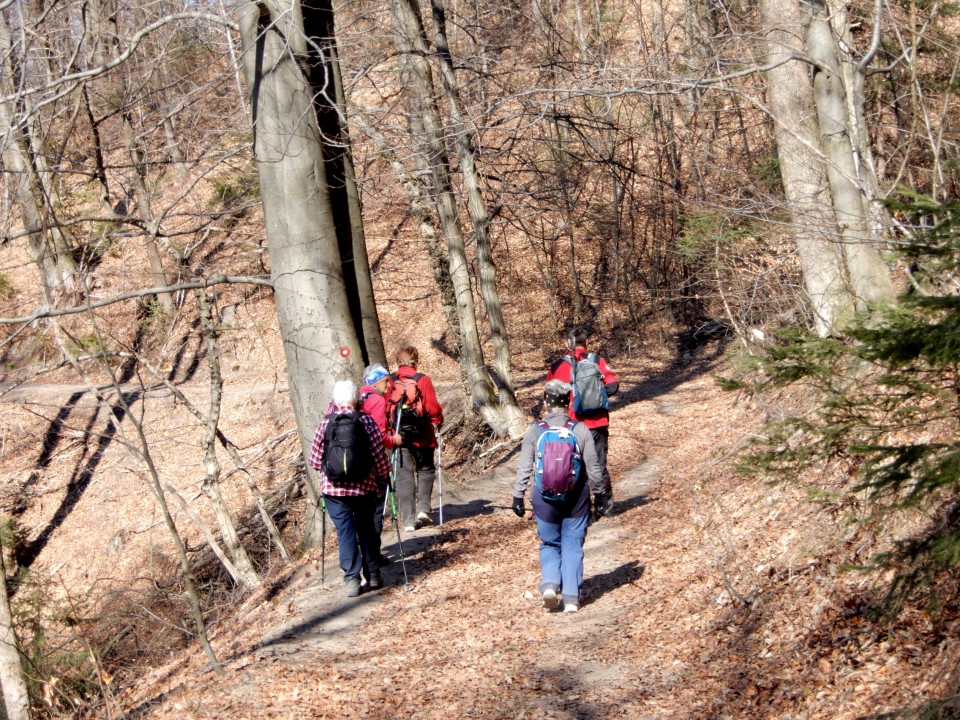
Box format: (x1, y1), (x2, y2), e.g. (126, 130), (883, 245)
(534, 419), (582, 503)
(566, 352), (609, 415)
(387, 372), (429, 440)
(323, 411), (373, 484)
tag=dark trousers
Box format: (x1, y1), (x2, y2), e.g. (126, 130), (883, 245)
(323, 493), (380, 583)
(590, 426), (611, 490)
(373, 478), (389, 559)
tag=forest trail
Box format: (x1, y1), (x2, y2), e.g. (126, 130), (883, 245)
(116, 354), (740, 719)
(116, 353), (946, 719)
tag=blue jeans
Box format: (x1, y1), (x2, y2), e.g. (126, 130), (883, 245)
(323, 493), (380, 583)
(535, 511), (589, 605)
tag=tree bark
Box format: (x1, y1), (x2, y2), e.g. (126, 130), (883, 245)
(428, 0), (527, 437)
(805, 0), (894, 309)
(238, 0), (375, 543)
(760, 0), (855, 336)
(0, 532), (31, 720)
(389, 0), (512, 436)
(303, 0), (387, 366)
(197, 290), (260, 589)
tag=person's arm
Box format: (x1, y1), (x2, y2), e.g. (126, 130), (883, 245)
(307, 418), (328, 471)
(419, 374), (444, 429)
(576, 424), (609, 495)
(599, 356), (619, 396)
(512, 427), (537, 497)
(364, 416), (392, 480)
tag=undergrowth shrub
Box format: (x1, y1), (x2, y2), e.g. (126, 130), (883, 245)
(723, 195), (960, 616)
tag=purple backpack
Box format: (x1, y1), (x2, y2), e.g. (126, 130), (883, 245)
(534, 419), (582, 503)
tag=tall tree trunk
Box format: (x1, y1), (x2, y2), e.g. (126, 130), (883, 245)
(0, 532), (31, 720)
(0, 13), (75, 301)
(760, 0), (855, 336)
(389, 0), (512, 436)
(303, 0), (387, 366)
(238, 0), (374, 544)
(805, 0), (894, 309)
(429, 0), (526, 437)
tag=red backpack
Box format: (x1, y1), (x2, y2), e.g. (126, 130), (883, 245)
(386, 372), (428, 441)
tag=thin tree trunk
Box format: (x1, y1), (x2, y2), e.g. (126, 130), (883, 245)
(197, 290), (260, 589)
(429, 0), (526, 436)
(0, 532), (31, 720)
(390, 0), (510, 436)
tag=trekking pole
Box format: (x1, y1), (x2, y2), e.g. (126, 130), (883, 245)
(389, 412), (409, 586)
(436, 430), (444, 527)
(320, 497), (327, 587)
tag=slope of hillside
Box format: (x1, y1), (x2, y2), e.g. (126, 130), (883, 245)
(109, 349), (958, 720)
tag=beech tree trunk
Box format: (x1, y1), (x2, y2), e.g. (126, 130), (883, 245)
(238, 0), (382, 544)
(805, 0), (894, 309)
(760, 0), (855, 336)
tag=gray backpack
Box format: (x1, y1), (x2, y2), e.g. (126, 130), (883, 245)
(566, 353), (609, 415)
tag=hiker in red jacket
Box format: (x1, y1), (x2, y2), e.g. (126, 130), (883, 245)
(546, 327), (620, 501)
(360, 364), (402, 566)
(386, 346), (444, 531)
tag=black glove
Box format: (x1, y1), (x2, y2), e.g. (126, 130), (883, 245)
(512, 495), (525, 518)
(593, 492), (612, 520)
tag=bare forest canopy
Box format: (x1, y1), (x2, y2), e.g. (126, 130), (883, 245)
(0, 0), (958, 717)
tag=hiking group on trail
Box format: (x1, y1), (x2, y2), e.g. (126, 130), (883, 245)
(307, 329), (620, 607)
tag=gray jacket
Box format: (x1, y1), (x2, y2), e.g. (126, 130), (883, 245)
(513, 410), (607, 498)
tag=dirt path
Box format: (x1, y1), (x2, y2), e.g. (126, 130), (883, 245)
(116, 357), (951, 720)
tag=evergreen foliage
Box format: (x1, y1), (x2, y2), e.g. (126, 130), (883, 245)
(727, 197), (960, 613)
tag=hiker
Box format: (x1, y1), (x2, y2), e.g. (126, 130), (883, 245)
(359, 364), (402, 566)
(546, 327), (620, 504)
(386, 346), (444, 532)
(308, 379), (392, 597)
(512, 380), (613, 613)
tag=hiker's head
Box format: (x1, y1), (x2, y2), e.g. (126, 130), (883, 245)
(566, 327), (588, 350)
(544, 379), (572, 410)
(396, 345), (419, 369)
(331, 379), (359, 408)
(363, 365), (390, 390)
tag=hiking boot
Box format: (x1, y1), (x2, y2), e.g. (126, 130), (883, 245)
(365, 576), (383, 591)
(345, 577), (361, 598)
(541, 583), (561, 610)
(416, 511), (432, 527)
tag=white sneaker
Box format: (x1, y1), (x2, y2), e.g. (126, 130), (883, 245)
(404, 526), (416, 533)
(563, 602), (579, 613)
(541, 587), (560, 610)
(416, 511), (432, 526)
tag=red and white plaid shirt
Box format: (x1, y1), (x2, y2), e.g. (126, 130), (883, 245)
(308, 403), (391, 497)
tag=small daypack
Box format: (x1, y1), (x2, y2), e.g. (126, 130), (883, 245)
(534, 419), (582, 503)
(566, 352), (609, 415)
(323, 411), (373, 484)
(387, 372), (429, 440)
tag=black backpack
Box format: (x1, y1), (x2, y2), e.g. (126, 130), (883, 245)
(323, 411), (373, 484)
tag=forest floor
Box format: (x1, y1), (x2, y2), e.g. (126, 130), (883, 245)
(108, 346), (959, 720)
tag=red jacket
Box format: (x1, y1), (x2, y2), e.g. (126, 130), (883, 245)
(359, 383), (399, 451)
(388, 366), (444, 448)
(546, 347), (619, 429)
